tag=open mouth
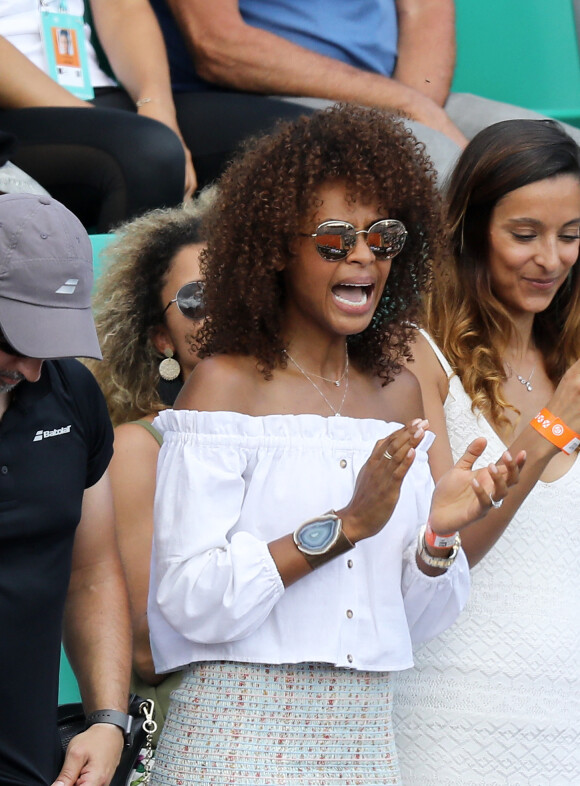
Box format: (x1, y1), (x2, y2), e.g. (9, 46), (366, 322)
(332, 283), (375, 306)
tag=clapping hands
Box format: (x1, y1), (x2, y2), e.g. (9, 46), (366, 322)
(429, 438), (526, 535)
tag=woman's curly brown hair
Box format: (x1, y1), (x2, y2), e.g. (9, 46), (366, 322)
(87, 193), (214, 425)
(197, 104), (446, 381)
(424, 119), (580, 430)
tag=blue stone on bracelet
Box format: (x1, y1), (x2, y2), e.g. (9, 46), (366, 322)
(297, 518), (340, 551)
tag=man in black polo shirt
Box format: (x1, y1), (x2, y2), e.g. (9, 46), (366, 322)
(0, 194), (132, 786)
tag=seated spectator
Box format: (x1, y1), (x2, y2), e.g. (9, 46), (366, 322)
(88, 194), (212, 743)
(0, 0), (194, 231)
(146, 0), (580, 182)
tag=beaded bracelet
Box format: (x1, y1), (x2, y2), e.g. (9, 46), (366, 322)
(530, 408), (580, 455)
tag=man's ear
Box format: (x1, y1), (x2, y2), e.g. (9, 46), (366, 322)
(150, 324), (174, 356)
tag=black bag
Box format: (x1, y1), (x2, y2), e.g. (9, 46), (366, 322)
(57, 694), (155, 786)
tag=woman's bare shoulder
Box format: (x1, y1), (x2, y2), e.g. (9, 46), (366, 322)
(113, 416), (161, 454)
(405, 329), (448, 386)
(374, 365), (424, 424)
(175, 355), (261, 412)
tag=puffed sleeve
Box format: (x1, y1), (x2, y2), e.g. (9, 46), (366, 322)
(398, 431), (470, 645)
(401, 544), (469, 644)
(151, 411), (285, 646)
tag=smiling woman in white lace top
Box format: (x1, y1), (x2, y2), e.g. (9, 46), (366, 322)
(396, 118), (580, 784)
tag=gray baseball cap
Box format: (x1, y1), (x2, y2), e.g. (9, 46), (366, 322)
(0, 193), (102, 359)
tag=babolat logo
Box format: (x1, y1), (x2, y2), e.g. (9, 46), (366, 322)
(33, 425), (72, 442)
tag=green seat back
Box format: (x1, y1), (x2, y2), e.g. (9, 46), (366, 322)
(90, 233), (115, 282)
(59, 233), (115, 706)
(452, 0), (580, 128)
(59, 647), (81, 704)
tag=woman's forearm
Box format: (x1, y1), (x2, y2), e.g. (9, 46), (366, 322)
(0, 35), (89, 108)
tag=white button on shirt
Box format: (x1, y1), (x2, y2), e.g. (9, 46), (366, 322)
(149, 410), (469, 675)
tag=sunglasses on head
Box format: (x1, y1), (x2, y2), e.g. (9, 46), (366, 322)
(162, 280), (205, 321)
(300, 219), (408, 261)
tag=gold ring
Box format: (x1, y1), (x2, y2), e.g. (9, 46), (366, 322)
(384, 450), (393, 460)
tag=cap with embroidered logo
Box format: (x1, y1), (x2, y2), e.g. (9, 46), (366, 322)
(0, 193), (101, 359)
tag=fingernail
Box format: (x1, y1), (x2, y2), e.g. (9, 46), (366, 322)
(413, 427), (424, 439)
(489, 464), (498, 474)
(473, 478), (480, 489)
(505, 451), (512, 462)
(411, 418), (422, 426)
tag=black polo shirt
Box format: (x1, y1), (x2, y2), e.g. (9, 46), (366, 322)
(0, 359), (113, 786)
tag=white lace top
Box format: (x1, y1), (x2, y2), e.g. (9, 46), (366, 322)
(148, 409), (469, 675)
(394, 332), (580, 783)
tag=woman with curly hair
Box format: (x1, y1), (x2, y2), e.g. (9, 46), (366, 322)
(395, 119), (580, 783)
(88, 197), (211, 743)
(147, 104), (522, 786)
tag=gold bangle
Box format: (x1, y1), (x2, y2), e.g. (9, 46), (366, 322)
(417, 524), (461, 570)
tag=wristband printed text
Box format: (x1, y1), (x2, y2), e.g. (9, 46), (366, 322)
(425, 520), (459, 549)
(530, 408), (580, 455)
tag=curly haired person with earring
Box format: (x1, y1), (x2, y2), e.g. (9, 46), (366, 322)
(88, 192), (213, 746)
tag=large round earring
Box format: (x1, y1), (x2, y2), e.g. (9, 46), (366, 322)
(159, 348), (181, 381)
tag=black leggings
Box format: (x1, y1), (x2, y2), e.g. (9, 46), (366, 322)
(0, 101), (186, 232)
(94, 88), (314, 192)
(0, 90), (311, 232)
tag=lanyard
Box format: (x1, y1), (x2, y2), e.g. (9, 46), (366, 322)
(38, 0), (95, 99)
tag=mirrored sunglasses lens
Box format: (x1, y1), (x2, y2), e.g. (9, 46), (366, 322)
(370, 221), (407, 258)
(314, 222), (353, 260)
(366, 230), (384, 255)
(176, 282), (205, 319)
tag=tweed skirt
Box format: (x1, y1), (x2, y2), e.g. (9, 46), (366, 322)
(150, 661), (401, 785)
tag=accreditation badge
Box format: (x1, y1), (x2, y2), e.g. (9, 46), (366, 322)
(40, 5), (94, 99)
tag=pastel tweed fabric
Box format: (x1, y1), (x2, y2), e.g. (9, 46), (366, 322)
(151, 661), (401, 785)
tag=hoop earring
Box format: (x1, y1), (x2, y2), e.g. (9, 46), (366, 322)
(159, 348), (181, 381)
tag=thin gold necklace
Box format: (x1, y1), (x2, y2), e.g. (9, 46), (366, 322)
(296, 352), (348, 386)
(285, 348), (349, 416)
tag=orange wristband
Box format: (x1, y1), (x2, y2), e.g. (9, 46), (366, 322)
(425, 520), (459, 549)
(530, 408), (580, 455)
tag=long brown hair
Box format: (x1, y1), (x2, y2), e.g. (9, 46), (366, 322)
(425, 119), (580, 428)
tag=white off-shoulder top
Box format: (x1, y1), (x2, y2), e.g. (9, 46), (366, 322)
(148, 410), (469, 674)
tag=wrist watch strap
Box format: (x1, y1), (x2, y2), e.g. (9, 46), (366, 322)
(85, 709), (133, 745)
(417, 524), (461, 570)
